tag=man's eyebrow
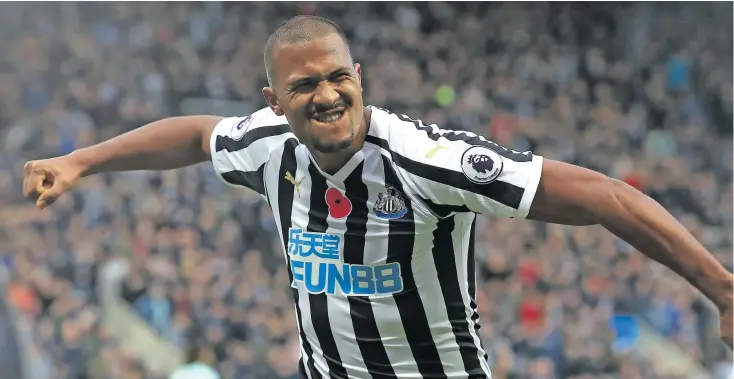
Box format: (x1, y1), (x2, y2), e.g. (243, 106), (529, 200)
(288, 68), (352, 88)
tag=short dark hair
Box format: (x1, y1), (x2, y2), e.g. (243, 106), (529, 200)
(264, 15), (352, 86)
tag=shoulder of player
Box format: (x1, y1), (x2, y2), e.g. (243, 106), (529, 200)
(367, 106), (533, 164)
(212, 107), (294, 154)
(231, 107), (290, 133)
(217, 107), (292, 141)
(366, 106), (440, 155)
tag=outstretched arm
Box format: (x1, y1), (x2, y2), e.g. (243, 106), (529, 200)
(74, 115), (224, 176)
(528, 159), (733, 344)
(23, 115), (223, 209)
(25, 110), (290, 209)
(378, 111), (732, 346)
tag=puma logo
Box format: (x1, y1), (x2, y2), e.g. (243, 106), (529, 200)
(426, 143), (449, 159)
(284, 171), (303, 198)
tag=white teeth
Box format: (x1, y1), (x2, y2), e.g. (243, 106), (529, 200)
(314, 111), (344, 123)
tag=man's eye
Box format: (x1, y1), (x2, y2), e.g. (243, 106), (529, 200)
(292, 82), (317, 92)
(332, 73), (350, 81)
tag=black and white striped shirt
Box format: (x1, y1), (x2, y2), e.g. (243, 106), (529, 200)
(210, 106), (543, 379)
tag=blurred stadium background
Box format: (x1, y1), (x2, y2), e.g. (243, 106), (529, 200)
(0, 2), (732, 379)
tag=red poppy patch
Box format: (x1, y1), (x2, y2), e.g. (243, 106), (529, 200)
(325, 188), (352, 219)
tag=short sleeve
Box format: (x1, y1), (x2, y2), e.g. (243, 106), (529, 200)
(209, 116), (246, 185)
(383, 113), (543, 219)
(209, 110), (292, 195)
(414, 141), (543, 218)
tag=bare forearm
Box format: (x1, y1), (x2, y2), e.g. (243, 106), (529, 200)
(529, 160), (732, 309)
(71, 116), (222, 176)
(600, 180), (732, 308)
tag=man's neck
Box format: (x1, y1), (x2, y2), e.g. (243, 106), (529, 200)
(312, 107), (371, 175)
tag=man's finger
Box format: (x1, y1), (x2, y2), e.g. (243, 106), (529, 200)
(36, 185), (62, 210)
(25, 171), (44, 198)
(35, 180), (47, 194)
(22, 172), (29, 197)
(23, 161), (34, 176)
(23, 172), (40, 198)
(22, 162), (34, 197)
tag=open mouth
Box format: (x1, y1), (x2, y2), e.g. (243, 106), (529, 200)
(312, 109), (346, 123)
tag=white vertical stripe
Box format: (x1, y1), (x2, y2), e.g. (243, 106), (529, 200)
(288, 147), (330, 377)
(452, 213), (492, 377)
(265, 143), (315, 379)
(412, 216), (468, 377)
(361, 149), (419, 376)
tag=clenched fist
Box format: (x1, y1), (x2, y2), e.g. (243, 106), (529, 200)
(23, 156), (86, 210)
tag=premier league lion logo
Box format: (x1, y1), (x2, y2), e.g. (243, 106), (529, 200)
(231, 114), (254, 141)
(461, 146), (504, 184)
(466, 154), (494, 174)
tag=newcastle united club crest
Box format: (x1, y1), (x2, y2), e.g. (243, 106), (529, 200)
(373, 186), (407, 220)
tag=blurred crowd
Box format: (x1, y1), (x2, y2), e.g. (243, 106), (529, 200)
(0, 2), (732, 379)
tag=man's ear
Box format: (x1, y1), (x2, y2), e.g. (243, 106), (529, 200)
(262, 87), (284, 116)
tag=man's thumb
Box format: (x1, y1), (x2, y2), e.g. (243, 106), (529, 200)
(36, 185), (63, 210)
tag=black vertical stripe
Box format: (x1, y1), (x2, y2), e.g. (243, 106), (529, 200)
(342, 162), (396, 378)
(299, 358), (308, 379)
(382, 156), (447, 378)
(306, 162), (349, 379)
(432, 217), (487, 378)
(277, 139), (321, 379)
(468, 219), (476, 300)
(467, 217), (489, 363)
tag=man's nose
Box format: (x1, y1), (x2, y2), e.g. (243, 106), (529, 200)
(312, 82), (340, 108)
